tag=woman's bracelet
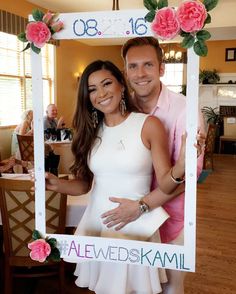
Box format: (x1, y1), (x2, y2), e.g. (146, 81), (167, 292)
(138, 199), (150, 215)
(170, 167), (185, 184)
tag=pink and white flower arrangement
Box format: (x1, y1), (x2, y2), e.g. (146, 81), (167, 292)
(18, 9), (63, 54)
(28, 229), (61, 263)
(144, 0), (219, 57)
(151, 7), (180, 40)
(176, 0), (207, 33)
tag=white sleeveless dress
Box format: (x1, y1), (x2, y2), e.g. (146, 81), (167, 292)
(74, 112), (169, 294)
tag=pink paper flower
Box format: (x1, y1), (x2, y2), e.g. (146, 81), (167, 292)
(176, 0), (207, 33)
(42, 11), (54, 25)
(28, 239), (51, 262)
(151, 7), (180, 40)
(26, 21), (51, 48)
(50, 21), (64, 33)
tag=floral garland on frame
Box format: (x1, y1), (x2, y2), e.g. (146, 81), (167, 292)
(18, 9), (63, 54)
(144, 0), (219, 56)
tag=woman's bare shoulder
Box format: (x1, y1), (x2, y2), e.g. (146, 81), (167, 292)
(144, 115), (164, 130)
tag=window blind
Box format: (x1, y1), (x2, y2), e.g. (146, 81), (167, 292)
(0, 31), (55, 126)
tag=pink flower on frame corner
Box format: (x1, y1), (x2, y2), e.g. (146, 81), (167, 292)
(50, 20), (64, 33)
(26, 21), (51, 48)
(42, 11), (54, 25)
(176, 0), (207, 33)
(151, 7), (180, 40)
(28, 239), (51, 262)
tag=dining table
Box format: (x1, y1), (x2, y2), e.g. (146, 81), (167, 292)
(0, 173), (89, 227)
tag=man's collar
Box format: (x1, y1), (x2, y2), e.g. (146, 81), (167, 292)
(150, 83), (169, 115)
(132, 83), (164, 114)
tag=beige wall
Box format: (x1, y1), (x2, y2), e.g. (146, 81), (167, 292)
(0, 0), (41, 17)
(0, 127), (15, 159)
(200, 40), (236, 72)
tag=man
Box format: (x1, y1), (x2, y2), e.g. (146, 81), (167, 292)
(101, 37), (205, 294)
(44, 103), (65, 130)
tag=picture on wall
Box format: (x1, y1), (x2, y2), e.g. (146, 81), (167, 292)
(225, 48), (236, 62)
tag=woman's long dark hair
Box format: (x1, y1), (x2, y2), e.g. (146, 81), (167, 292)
(70, 60), (136, 187)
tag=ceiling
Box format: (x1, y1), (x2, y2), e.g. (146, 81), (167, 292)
(27, 0), (236, 46)
(27, 0), (147, 13)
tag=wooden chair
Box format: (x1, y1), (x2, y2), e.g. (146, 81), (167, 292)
(203, 124), (217, 170)
(16, 135), (34, 172)
(0, 177), (68, 294)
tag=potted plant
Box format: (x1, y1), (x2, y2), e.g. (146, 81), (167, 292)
(199, 69), (220, 84)
(201, 106), (222, 125)
(201, 106), (223, 152)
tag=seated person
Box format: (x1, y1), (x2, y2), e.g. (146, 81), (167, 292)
(0, 157), (15, 174)
(0, 157), (34, 175)
(11, 110), (33, 156)
(44, 104), (65, 130)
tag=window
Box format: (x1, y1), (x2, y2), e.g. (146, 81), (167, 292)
(161, 63), (185, 94)
(0, 32), (55, 126)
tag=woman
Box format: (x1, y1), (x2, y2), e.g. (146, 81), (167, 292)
(11, 109), (33, 156)
(46, 60), (186, 294)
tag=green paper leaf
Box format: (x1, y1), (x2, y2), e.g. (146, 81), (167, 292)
(32, 9), (44, 21)
(47, 238), (57, 248)
(196, 30), (211, 41)
(143, 0), (158, 11)
(203, 0), (219, 12)
(194, 41), (208, 57)
(22, 43), (31, 52)
(144, 10), (156, 22)
(17, 32), (27, 42)
(204, 13), (211, 25)
(31, 43), (41, 54)
(49, 28), (55, 35)
(181, 34), (195, 49)
(48, 247), (61, 262)
(32, 229), (42, 240)
(157, 0), (168, 10)
(180, 30), (189, 38)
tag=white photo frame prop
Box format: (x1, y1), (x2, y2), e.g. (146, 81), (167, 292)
(32, 9), (199, 272)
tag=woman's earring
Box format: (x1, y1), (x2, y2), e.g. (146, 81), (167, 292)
(119, 91), (127, 116)
(92, 108), (98, 128)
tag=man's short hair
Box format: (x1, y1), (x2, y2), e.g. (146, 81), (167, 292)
(122, 37), (163, 64)
(47, 103), (56, 110)
(46, 103), (57, 114)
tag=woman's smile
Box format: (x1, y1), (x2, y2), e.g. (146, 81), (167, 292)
(98, 98), (112, 106)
